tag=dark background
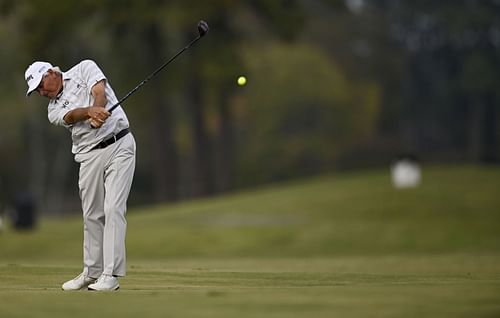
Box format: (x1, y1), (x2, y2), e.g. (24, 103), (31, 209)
(0, 0), (499, 215)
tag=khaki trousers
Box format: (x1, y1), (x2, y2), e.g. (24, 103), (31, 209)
(75, 133), (136, 278)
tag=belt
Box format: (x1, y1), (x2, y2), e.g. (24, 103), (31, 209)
(92, 128), (130, 150)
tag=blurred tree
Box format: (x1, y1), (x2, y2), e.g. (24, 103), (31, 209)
(378, 0), (500, 162)
(2, 0), (498, 215)
(298, 0), (405, 167)
(237, 43), (380, 184)
(1, 0), (100, 214)
(77, 0), (183, 202)
(175, 0), (306, 195)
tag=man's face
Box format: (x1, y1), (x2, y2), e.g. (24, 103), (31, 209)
(36, 69), (61, 99)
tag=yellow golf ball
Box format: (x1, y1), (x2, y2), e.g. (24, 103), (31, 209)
(237, 76), (247, 86)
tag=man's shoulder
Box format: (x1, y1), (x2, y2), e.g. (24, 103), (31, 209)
(67, 60), (98, 73)
(65, 60), (104, 85)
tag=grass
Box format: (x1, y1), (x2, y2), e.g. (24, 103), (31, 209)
(0, 165), (499, 317)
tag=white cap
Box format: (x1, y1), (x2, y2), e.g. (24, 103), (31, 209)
(25, 61), (53, 96)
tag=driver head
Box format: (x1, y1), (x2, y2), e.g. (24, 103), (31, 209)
(198, 20), (209, 37)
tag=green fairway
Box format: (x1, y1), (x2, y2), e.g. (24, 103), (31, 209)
(1, 166), (500, 317)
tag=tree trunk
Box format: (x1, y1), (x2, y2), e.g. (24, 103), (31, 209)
(186, 72), (211, 197)
(145, 24), (179, 202)
(215, 87), (235, 192)
(480, 94), (498, 163)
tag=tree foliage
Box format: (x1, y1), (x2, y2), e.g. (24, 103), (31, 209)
(0, 0), (498, 214)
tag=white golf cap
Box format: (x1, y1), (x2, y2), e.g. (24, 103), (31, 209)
(25, 61), (53, 96)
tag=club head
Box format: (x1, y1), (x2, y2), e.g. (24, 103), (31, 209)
(198, 20), (209, 37)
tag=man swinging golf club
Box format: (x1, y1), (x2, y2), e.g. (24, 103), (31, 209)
(25, 59), (136, 291)
(24, 20), (208, 292)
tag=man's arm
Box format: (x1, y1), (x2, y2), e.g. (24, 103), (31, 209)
(63, 80), (110, 127)
(91, 79), (107, 108)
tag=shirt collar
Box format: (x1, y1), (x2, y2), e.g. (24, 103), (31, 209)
(56, 72), (71, 100)
(62, 71), (71, 81)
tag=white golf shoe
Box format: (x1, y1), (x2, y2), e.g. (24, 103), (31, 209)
(88, 274), (120, 291)
(62, 273), (97, 291)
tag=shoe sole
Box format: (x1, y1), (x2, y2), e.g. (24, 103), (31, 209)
(62, 284), (96, 291)
(88, 286), (119, 291)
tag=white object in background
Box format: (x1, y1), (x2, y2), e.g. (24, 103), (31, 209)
(391, 159), (421, 189)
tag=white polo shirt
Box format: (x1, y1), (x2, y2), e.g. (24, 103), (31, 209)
(47, 60), (130, 154)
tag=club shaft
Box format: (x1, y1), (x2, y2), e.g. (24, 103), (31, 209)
(108, 35), (202, 113)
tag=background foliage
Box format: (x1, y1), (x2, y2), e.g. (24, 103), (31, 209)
(0, 0), (499, 214)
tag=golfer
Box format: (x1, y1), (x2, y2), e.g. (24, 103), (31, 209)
(25, 60), (136, 291)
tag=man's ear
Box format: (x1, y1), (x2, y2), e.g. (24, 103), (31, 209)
(47, 69), (62, 82)
(47, 69), (60, 77)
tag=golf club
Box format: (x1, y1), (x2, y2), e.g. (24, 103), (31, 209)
(107, 20), (209, 113)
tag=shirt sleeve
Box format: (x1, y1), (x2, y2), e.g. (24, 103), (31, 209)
(47, 102), (72, 128)
(80, 60), (107, 88)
